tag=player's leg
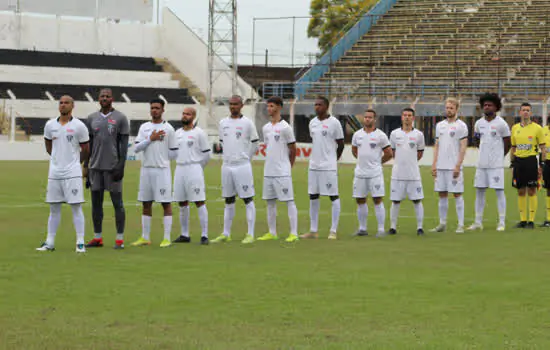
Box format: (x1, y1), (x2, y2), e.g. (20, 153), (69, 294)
(259, 177), (278, 241)
(409, 181), (425, 235)
(388, 179), (403, 235)
(543, 161), (550, 227)
(371, 175), (385, 236)
(431, 170), (449, 232)
(352, 176), (368, 236)
(174, 201), (190, 242)
(527, 185), (538, 228)
(513, 158), (528, 227)
(324, 171), (340, 239)
(213, 165), (236, 243)
(469, 168), (487, 231)
(37, 203), (61, 251)
(452, 170), (465, 233)
(109, 190), (125, 249)
(154, 167), (174, 247)
(271, 176), (299, 242)
(86, 170), (105, 247)
(487, 168), (506, 231)
(301, 170), (320, 239)
(234, 163), (256, 243)
(188, 165), (208, 244)
(133, 168), (154, 246)
(71, 203), (85, 252)
(173, 165), (190, 243)
(65, 177), (86, 252)
(160, 202), (173, 248)
(195, 201), (209, 244)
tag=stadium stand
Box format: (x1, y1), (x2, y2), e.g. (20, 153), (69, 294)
(300, 0), (550, 100)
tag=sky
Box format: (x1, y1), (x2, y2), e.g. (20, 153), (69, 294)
(165, 0), (319, 67)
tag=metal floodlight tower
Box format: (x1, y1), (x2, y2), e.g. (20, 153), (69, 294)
(207, 0), (238, 129)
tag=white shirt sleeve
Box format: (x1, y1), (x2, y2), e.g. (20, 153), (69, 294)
(284, 124), (296, 144)
(135, 124), (146, 143)
(44, 121), (52, 140)
(459, 122), (469, 139)
(77, 122), (90, 144)
(379, 132), (391, 149)
(351, 132), (359, 147)
(500, 120), (511, 137)
(333, 118), (344, 140)
(389, 131), (396, 149)
(417, 131), (426, 151)
(133, 125), (151, 153)
(167, 125), (178, 150)
(218, 120), (224, 143)
(435, 123), (441, 139)
(474, 120), (480, 135)
(249, 119), (259, 142)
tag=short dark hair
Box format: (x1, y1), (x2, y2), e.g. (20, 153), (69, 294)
(520, 102), (532, 110)
(365, 109), (376, 117)
(479, 93), (502, 111)
(402, 107), (415, 115)
(150, 98), (165, 107)
(267, 96), (283, 106)
(316, 96), (330, 107)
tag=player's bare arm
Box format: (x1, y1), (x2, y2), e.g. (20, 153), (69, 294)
(80, 143), (90, 164)
(454, 138), (468, 178)
(381, 146), (393, 163)
(417, 150), (424, 161)
(336, 139), (344, 160)
(45, 138), (52, 155)
(288, 142), (297, 167)
(351, 145), (358, 159)
(431, 139), (439, 177)
(503, 136), (511, 156)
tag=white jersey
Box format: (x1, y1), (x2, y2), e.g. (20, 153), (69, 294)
(435, 118), (469, 170)
(309, 116), (345, 171)
(135, 121), (177, 168)
(175, 126), (210, 166)
(263, 119), (296, 177)
(390, 128), (425, 181)
(219, 116), (259, 166)
(352, 128), (390, 178)
(475, 116), (511, 169)
(44, 117), (89, 179)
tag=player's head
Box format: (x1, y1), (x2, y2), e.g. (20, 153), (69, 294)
(267, 96), (283, 117)
(520, 102), (532, 119)
(401, 108), (415, 127)
(479, 93), (502, 117)
(445, 97), (460, 118)
(58, 95), (74, 116)
(98, 88), (113, 109)
(229, 95), (244, 116)
(363, 109), (376, 128)
(150, 98), (165, 120)
(314, 96), (329, 117)
(182, 107), (196, 126)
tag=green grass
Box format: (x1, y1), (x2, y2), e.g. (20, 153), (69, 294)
(1, 160), (550, 349)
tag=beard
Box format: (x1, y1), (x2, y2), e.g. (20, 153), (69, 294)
(182, 119), (191, 125)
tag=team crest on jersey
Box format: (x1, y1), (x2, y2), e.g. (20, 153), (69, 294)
(491, 131), (497, 137)
(374, 184), (380, 190)
(493, 176), (500, 183)
(194, 188), (200, 194)
(409, 142), (415, 148)
(450, 131), (455, 137)
(187, 141), (194, 147)
(322, 130), (328, 136)
(282, 188), (288, 194)
(452, 180), (458, 186)
(107, 124), (115, 135)
(72, 189), (78, 195)
(326, 183), (332, 189)
(160, 189), (166, 195)
(370, 143), (377, 149)
(242, 185), (248, 192)
(274, 135), (280, 142)
(66, 135), (74, 142)
(236, 131), (242, 139)
(417, 187), (422, 193)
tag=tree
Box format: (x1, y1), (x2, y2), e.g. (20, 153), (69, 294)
(307, 0), (377, 53)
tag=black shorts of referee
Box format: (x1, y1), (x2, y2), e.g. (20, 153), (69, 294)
(543, 159), (550, 189)
(512, 155), (539, 188)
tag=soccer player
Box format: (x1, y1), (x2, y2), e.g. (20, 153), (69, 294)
(542, 121), (550, 227)
(389, 108), (426, 235)
(37, 96), (90, 252)
(431, 98), (468, 233)
(301, 96), (345, 240)
(131, 99), (178, 247)
(351, 109), (392, 237)
(510, 102), (546, 228)
(257, 96), (299, 243)
(84, 88), (129, 249)
(211, 95), (259, 244)
(172, 107), (211, 245)
(468, 93), (511, 232)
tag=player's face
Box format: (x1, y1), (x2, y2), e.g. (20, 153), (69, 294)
(402, 111), (414, 126)
(58, 97), (73, 115)
(445, 102), (458, 118)
(150, 103), (164, 120)
(229, 97), (243, 116)
(267, 102), (281, 117)
(363, 112), (375, 128)
(520, 106), (532, 119)
(99, 90), (113, 109)
(181, 108), (194, 125)
(483, 101), (497, 117)
(314, 99), (328, 116)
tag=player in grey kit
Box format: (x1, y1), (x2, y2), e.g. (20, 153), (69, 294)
(83, 88), (129, 249)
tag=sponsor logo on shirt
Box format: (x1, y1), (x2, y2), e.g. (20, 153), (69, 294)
(108, 119), (117, 125)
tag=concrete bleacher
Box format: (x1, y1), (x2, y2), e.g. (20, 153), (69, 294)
(303, 0), (550, 100)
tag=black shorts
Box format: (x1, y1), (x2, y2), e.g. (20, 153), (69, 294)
(512, 156), (539, 189)
(543, 160), (550, 189)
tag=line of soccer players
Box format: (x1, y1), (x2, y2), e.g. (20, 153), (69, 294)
(36, 90), (550, 252)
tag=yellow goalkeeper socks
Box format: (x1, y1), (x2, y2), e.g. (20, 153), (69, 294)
(528, 195), (538, 222)
(519, 195), (527, 222)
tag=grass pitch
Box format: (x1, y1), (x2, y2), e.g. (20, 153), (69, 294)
(1, 160), (550, 349)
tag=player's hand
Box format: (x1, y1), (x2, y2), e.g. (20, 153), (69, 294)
(111, 167), (124, 182)
(82, 166), (88, 178)
(539, 166), (543, 179)
(149, 130), (166, 141)
(431, 165), (437, 178)
(213, 142), (223, 154)
(453, 166), (460, 179)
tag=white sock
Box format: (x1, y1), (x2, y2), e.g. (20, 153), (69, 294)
(70, 204), (85, 245)
(223, 203), (235, 237)
(331, 198), (341, 233)
(46, 203), (62, 247)
(142, 215), (152, 240)
(439, 197), (449, 225)
(309, 198), (320, 232)
(179, 206), (190, 237)
(267, 199), (277, 235)
(475, 188), (486, 225)
(163, 216), (172, 241)
(94, 233), (102, 239)
(496, 189), (506, 225)
(357, 203), (368, 231)
(374, 202), (385, 232)
(390, 202), (400, 230)
(455, 196), (465, 226)
(198, 205), (208, 238)
(245, 201), (256, 237)
(287, 200), (298, 235)
(413, 201), (424, 230)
